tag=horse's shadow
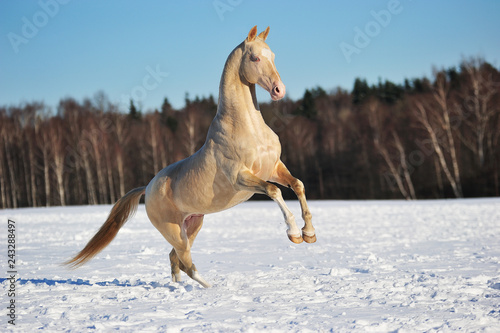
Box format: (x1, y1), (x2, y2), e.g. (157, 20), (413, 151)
(0, 277), (189, 292)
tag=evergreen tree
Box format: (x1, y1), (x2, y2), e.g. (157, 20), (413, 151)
(160, 97), (176, 129)
(295, 89), (317, 119)
(404, 78), (412, 92)
(446, 67), (460, 90)
(161, 97), (172, 116)
(352, 78), (370, 104)
(378, 80), (404, 104)
(310, 86), (327, 99)
(128, 99), (141, 121)
(166, 115), (178, 132)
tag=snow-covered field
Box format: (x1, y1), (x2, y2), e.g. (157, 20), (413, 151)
(2, 198), (500, 332)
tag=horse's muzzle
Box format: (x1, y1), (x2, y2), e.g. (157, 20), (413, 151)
(271, 81), (286, 101)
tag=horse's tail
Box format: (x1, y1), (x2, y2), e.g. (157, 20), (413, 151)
(64, 186), (146, 268)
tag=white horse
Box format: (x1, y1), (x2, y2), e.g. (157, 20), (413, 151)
(66, 26), (316, 288)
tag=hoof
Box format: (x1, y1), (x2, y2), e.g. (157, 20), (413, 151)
(303, 233), (317, 243)
(288, 234), (304, 244)
(192, 270), (211, 288)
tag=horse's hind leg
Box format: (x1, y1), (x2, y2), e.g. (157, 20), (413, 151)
(271, 161), (316, 243)
(174, 247), (210, 288)
(168, 214), (205, 284)
(169, 248), (182, 282)
(158, 215), (210, 288)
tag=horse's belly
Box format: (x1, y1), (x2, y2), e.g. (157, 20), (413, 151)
(173, 167), (254, 214)
(181, 189), (253, 215)
(212, 190), (254, 212)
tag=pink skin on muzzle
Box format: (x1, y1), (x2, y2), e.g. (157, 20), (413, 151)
(271, 81), (286, 101)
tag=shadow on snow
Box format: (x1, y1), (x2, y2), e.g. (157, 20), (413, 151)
(0, 277), (183, 291)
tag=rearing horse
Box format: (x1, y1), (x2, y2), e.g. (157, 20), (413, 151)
(66, 26), (316, 288)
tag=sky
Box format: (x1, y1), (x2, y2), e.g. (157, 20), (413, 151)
(1, 0), (499, 112)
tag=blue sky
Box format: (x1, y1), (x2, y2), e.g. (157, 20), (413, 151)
(1, 0), (499, 111)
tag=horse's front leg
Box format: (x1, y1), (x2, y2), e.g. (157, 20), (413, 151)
(236, 169), (303, 243)
(270, 161), (316, 243)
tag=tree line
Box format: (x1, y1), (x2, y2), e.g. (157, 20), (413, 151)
(1, 57), (499, 208)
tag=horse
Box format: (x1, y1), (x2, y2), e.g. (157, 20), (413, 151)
(65, 26), (316, 288)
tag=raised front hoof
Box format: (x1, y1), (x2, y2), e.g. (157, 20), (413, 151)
(303, 233), (317, 243)
(288, 234), (304, 244)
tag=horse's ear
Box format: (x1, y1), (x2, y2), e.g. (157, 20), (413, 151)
(247, 26), (258, 42)
(258, 26), (270, 41)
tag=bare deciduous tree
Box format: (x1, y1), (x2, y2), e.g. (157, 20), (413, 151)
(413, 96), (463, 198)
(368, 98), (416, 200)
(459, 58), (499, 168)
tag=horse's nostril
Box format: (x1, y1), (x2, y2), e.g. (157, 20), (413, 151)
(275, 87), (280, 93)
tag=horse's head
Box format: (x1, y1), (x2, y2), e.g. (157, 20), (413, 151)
(240, 26), (286, 101)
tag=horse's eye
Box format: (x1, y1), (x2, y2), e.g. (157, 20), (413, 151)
(250, 54), (260, 62)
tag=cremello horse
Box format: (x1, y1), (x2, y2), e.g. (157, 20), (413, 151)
(66, 26), (316, 288)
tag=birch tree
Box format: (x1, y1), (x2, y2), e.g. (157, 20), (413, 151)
(459, 58), (499, 168)
(413, 72), (464, 199)
(367, 98), (416, 199)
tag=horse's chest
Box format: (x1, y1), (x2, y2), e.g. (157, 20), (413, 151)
(250, 147), (279, 179)
(248, 135), (280, 180)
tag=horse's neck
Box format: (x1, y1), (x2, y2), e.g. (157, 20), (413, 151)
(216, 45), (260, 123)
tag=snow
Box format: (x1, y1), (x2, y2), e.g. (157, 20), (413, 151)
(2, 198), (500, 332)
